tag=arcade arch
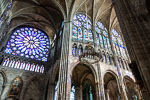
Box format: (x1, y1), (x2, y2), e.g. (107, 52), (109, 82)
(71, 63), (97, 100)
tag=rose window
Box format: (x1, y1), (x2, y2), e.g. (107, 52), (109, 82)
(4, 27), (50, 62)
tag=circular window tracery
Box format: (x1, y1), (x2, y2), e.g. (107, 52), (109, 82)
(4, 27), (50, 62)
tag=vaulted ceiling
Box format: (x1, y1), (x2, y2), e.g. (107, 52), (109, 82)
(9, 0), (121, 41)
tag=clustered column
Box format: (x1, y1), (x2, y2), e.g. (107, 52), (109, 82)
(56, 20), (72, 100)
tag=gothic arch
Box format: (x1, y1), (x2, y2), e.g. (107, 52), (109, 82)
(103, 70), (119, 80)
(0, 70), (7, 96)
(71, 0), (94, 21)
(0, 70), (7, 84)
(22, 75), (47, 100)
(70, 62), (97, 80)
(71, 63), (97, 100)
(123, 76), (139, 100)
(103, 71), (121, 100)
(123, 75), (135, 83)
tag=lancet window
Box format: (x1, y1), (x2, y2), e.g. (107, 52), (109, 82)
(95, 21), (111, 51)
(111, 29), (127, 58)
(72, 43), (77, 56)
(72, 13), (93, 43)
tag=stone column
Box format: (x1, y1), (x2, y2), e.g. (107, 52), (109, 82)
(56, 19), (72, 100)
(92, 21), (98, 51)
(1, 83), (10, 100)
(109, 29), (128, 100)
(122, 60), (127, 70)
(46, 82), (55, 100)
(79, 85), (83, 100)
(105, 89), (110, 100)
(113, 0), (150, 96)
(75, 86), (80, 100)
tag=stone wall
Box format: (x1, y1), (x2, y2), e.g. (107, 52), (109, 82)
(0, 66), (48, 100)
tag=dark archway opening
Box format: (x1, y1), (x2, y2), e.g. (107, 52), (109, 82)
(104, 72), (120, 100)
(71, 64), (96, 100)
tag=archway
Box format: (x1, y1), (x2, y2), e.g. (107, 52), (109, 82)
(104, 72), (120, 100)
(23, 76), (46, 100)
(0, 72), (5, 96)
(124, 76), (139, 100)
(71, 63), (96, 100)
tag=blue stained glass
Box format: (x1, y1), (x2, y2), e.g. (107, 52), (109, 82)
(72, 26), (78, 40)
(112, 29), (119, 36)
(73, 13), (92, 43)
(83, 23), (91, 29)
(97, 22), (104, 29)
(78, 28), (83, 41)
(103, 31), (108, 37)
(70, 86), (75, 100)
(77, 14), (86, 21)
(4, 27), (50, 61)
(99, 34), (104, 48)
(95, 27), (101, 33)
(0, 18), (2, 28)
(74, 21), (81, 26)
(5, 48), (12, 53)
(84, 29), (88, 41)
(96, 33), (100, 45)
(103, 36), (108, 48)
(88, 30), (93, 42)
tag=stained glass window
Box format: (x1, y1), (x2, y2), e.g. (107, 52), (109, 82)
(95, 21), (111, 50)
(4, 27), (50, 62)
(72, 13), (93, 43)
(2, 58), (44, 73)
(70, 86), (75, 100)
(78, 45), (83, 56)
(112, 29), (127, 57)
(54, 82), (58, 100)
(72, 43), (77, 56)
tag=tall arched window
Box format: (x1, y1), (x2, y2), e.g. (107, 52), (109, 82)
(4, 27), (50, 62)
(95, 22), (111, 50)
(112, 29), (127, 57)
(72, 13), (93, 43)
(72, 43), (77, 56)
(78, 44), (83, 56)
